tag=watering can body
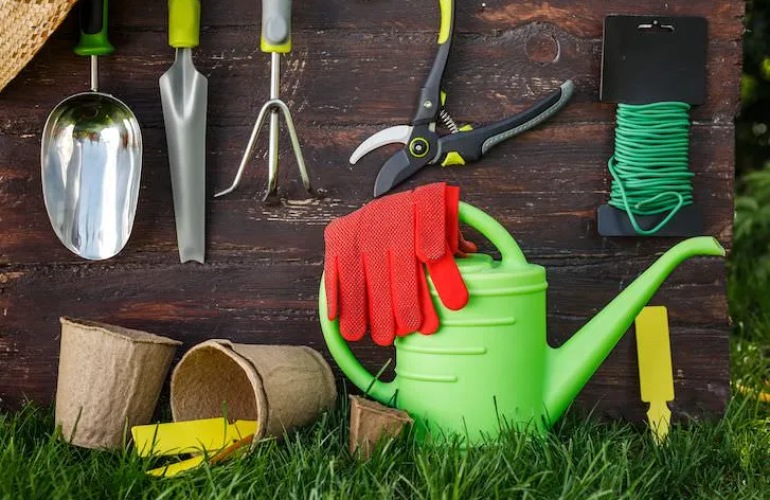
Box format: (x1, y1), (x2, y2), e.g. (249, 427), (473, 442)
(319, 203), (725, 443)
(386, 255), (552, 439)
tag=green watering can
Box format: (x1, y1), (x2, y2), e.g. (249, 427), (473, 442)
(319, 203), (725, 442)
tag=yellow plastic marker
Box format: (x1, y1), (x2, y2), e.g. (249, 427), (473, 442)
(147, 455), (206, 478)
(131, 418), (258, 457)
(635, 306), (674, 445)
(147, 433), (256, 478)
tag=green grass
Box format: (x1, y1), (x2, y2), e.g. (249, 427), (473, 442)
(1, 382), (769, 499)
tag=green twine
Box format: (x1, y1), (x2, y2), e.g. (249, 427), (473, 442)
(607, 102), (695, 236)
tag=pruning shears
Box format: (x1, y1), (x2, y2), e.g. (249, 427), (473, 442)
(350, 0), (575, 197)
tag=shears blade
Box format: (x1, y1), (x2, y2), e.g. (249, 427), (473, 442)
(350, 125), (413, 164)
(373, 149), (427, 198)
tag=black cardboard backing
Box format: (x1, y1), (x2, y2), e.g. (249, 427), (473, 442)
(600, 16), (708, 105)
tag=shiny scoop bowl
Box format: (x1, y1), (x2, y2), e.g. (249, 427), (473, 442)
(41, 91), (142, 260)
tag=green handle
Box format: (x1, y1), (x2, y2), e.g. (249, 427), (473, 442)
(75, 0), (114, 56)
(319, 203), (528, 406)
(319, 286), (398, 406)
(456, 202), (528, 268)
(261, 0), (292, 53)
(168, 0), (200, 48)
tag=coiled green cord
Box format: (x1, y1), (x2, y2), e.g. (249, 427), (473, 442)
(607, 102), (695, 235)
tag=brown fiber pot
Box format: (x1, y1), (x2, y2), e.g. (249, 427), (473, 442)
(54, 318), (181, 449)
(170, 340), (337, 439)
(349, 396), (413, 459)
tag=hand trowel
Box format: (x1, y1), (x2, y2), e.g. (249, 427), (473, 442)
(160, 0), (207, 263)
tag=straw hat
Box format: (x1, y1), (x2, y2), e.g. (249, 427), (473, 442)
(0, 0), (77, 92)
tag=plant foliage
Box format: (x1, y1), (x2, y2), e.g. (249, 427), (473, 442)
(733, 0), (770, 342)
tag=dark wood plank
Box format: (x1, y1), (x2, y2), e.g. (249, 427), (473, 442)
(0, 0), (741, 421)
(0, 35), (741, 133)
(0, 124), (735, 264)
(47, 0), (745, 41)
(577, 326), (730, 423)
(0, 257), (728, 411)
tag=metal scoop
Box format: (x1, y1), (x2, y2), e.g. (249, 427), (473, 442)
(41, 0), (142, 261)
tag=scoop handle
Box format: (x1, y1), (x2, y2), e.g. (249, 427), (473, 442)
(169, 0), (201, 48)
(261, 0), (292, 53)
(75, 0), (115, 56)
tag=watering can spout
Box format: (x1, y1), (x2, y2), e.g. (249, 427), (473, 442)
(543, 237), (725, 424)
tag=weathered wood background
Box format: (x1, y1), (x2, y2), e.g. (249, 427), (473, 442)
(0, 1), (742, 421)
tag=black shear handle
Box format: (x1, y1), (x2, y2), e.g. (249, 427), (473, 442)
(413, 0), (455, 126)
(437, 81), (574, 164)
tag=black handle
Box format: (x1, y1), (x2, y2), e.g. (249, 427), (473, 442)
(412, 0), (455, 126)
(436, 83), (571, 163)
(80, 0), (103, 35)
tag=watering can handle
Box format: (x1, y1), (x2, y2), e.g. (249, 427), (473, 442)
(319, 202), (528, 405)
(319, 285), (398, 405)
(457, 202), (528, 268)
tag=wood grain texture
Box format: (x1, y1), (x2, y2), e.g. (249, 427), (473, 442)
(0, 0), (741, 422)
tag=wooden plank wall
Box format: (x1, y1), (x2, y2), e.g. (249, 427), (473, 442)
(0, 1), (742, 421)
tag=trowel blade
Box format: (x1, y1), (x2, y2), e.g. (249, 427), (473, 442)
(160, 49), (208, 263)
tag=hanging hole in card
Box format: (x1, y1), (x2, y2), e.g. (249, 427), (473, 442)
(638, 20), (675, 34)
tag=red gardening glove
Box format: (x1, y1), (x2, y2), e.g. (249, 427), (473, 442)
(445, 185), (478, 258)
(358, 190), (423, 345)
(324, 183), (472, 346)
(414, 184), (468, 311)
(404, 184), (475, 337)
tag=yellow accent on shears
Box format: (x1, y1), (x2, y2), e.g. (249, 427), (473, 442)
(409, 137), (430, 158)
(635, 306), (674, 445)
(442, 152), (466, 167)
(438, 0), (452, 44)
(261, 35), (292, 54)
(132, 418), (258, 457)
(459, 124), (473, 132)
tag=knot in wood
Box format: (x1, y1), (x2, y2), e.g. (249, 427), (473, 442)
(525, 33), (560, 64)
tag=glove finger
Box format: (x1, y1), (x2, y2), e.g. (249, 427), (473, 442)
(364, 253), (396, 346)
(455, 231), (478, 258)
(414, 183), (447, 261)
(426, 248), (469, 311)
(445, 185), (461, 255)
(338, 253), (368, 341)
(390, 249), (422, 335)
(459, 231), (478, 255)
(417, 268), (440, 335)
